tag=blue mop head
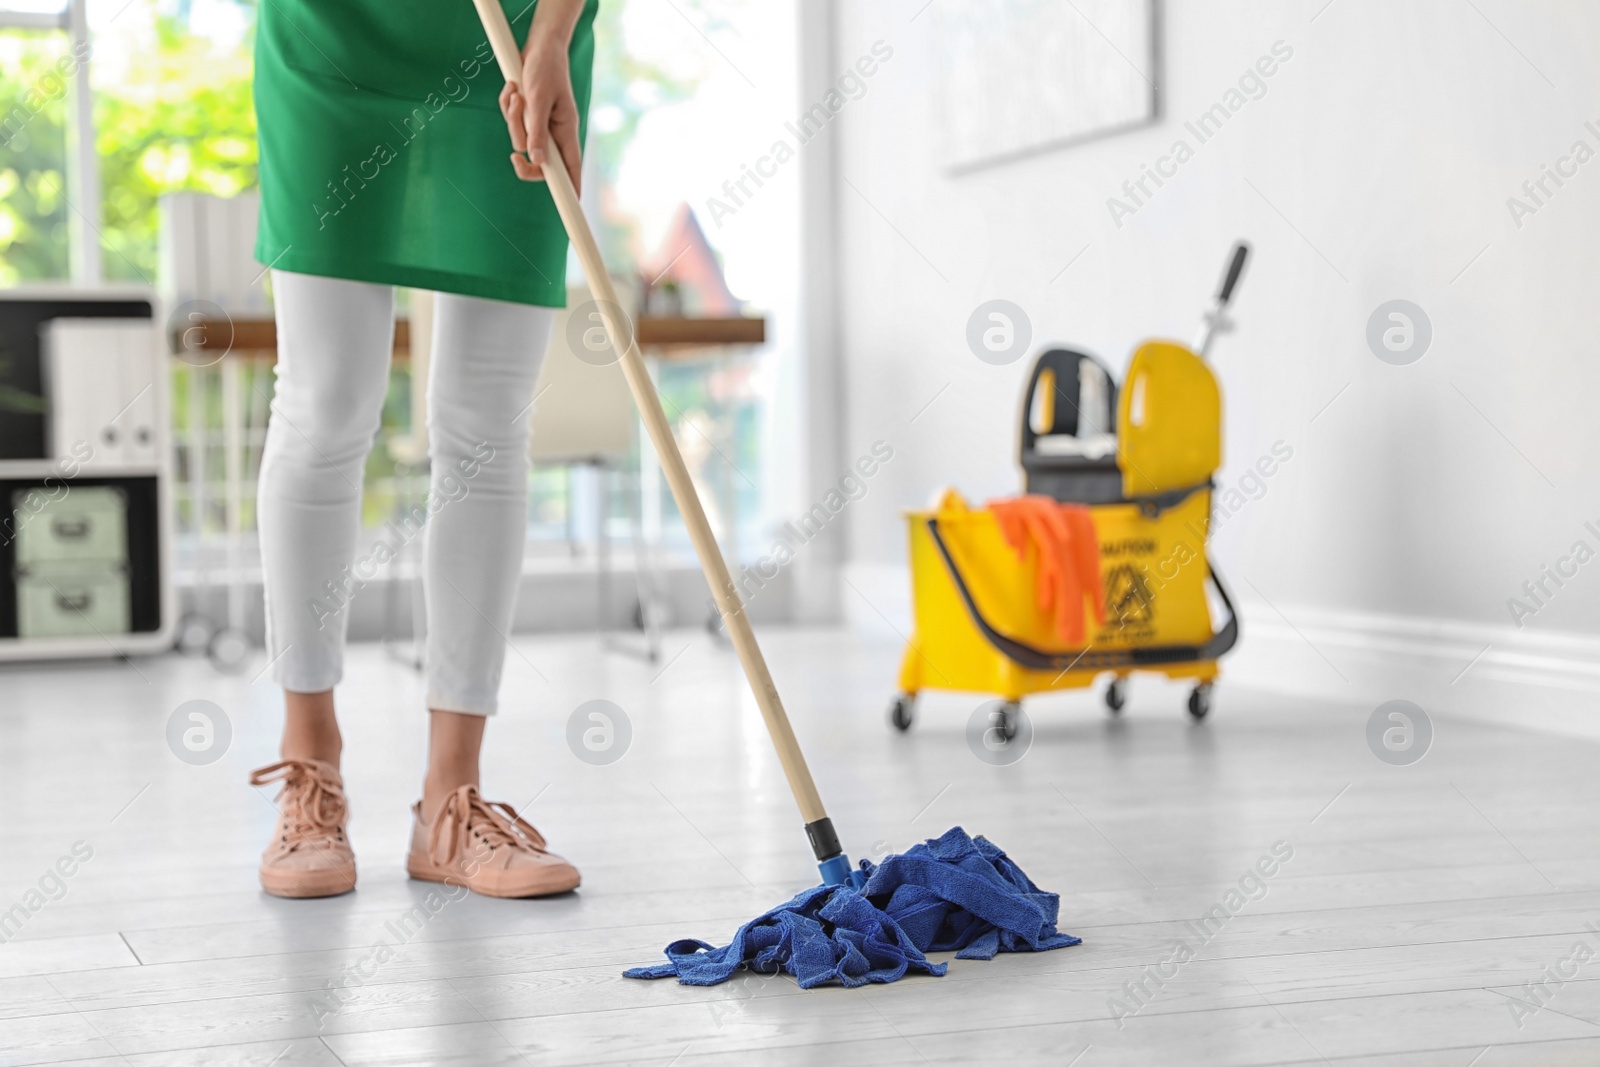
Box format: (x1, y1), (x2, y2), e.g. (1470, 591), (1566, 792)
(624, 826), (1081, 988)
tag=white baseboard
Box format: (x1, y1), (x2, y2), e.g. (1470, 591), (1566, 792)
(845, 561), (1600, 742)
(1230, 601), (1600, 742)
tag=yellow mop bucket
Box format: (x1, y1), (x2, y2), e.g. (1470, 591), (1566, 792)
(889, 244), (1247, 733)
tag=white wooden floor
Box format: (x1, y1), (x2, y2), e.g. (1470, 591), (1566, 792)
(2, 627), (1598, 1066)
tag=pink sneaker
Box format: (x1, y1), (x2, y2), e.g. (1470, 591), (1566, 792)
(407, 785), (580, 898)
(248, 759), (358, 898)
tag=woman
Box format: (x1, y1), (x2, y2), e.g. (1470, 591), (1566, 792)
(245, 0), (597, 898)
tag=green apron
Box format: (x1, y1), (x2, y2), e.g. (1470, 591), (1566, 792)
(253, 0), (596, 307)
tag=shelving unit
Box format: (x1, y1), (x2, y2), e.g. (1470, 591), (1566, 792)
(0, 287), (175, 661)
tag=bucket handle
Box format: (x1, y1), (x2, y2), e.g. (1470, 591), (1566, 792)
(924, 517), (1239, 672)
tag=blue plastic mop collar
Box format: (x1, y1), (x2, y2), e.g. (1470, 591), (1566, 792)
(817, 853), (868, 889)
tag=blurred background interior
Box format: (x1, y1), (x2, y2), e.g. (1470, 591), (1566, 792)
(3, 0), (1597, 740)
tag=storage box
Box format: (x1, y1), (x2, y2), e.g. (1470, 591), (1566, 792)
(16, 563), (132, 638)
(12, 485), (128, 567)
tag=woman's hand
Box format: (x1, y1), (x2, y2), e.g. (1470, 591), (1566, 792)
(498, 25), (582, 192)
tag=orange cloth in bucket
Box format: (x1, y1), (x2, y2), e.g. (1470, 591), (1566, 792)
(986, 496), (1104, 646)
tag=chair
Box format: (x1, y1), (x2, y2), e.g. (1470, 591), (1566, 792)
(530, 289), (662, 661)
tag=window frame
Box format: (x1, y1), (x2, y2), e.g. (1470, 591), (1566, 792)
(1, 0), (100, 283)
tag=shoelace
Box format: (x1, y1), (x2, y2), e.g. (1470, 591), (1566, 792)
(429, 785), (548, 868)
(249, 759), (348, 851)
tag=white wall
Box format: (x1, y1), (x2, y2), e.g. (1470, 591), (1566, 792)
(824, 0), (1600, 735)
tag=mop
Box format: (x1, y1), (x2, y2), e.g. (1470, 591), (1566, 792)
(471, 0), (1081, 988)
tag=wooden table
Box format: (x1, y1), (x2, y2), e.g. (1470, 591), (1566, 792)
(175, 315), (765, 358)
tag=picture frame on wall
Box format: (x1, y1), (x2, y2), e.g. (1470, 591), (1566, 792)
(935, 0), (1160, 174)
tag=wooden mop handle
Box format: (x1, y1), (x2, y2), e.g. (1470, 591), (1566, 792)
(472, 0), (834, 835)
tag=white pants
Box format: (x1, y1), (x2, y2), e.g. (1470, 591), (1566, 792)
(258, 270), (551, 715)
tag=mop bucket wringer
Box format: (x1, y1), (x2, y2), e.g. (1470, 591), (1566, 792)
(890, 244), (1248, 734)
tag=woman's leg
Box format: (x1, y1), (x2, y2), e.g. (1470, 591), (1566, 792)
(419, 291), (553, 817)
(404, 292), (578, 898)
(258, 270), (396, 762)
(251, 269), (393, 898)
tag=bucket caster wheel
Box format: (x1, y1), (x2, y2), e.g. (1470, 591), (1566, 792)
(889, 694), (916, 732)
(1104, 678), (1127, 715)
(997, 701), (1021, 742)
(1188, 684), (1212, 721)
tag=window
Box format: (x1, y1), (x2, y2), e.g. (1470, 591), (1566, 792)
(1, 0), (256, 284)
(0, 3), (83, 282)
